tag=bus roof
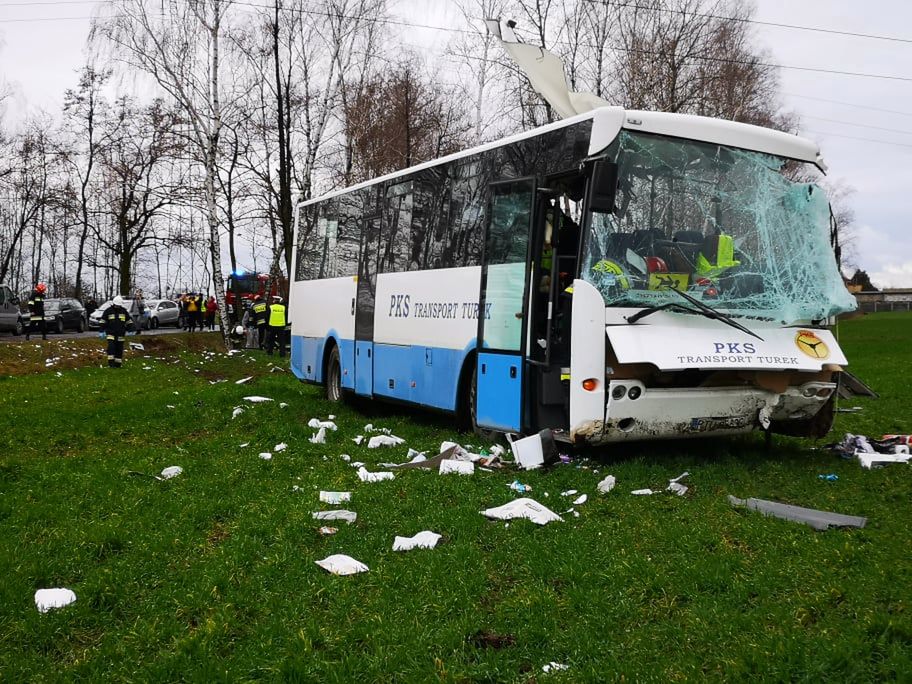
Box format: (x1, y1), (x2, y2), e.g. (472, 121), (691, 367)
(301, 106), (824, 207)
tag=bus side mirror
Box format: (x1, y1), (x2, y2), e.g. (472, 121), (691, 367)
(587, 160), (618, 213)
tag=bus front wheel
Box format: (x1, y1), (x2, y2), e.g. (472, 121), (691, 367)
(326, 345), (343, 403)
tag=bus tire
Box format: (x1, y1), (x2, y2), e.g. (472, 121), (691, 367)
(460, 356), (498, 440)
(325, 345), (344, 403)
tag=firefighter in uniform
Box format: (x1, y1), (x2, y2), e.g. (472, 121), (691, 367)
(26, 282), (48, 340)
(266, 295), (287, 357)
(251, 295), (269, 350)
(101, 295), (130, 368)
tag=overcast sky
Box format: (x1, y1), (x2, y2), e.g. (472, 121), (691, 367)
(1, 0), (910, 288)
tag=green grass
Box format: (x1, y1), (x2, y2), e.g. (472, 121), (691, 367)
(0, 315), (910, 681)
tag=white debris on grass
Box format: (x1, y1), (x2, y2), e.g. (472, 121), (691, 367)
(240, 442), (250, 448)
(631, 489), (655, 496)
(439, 460), (474, 476)
(259, 453), (272, 460)
(509, 480), (532, 493)
(352, 435), (364, 445)
(393, 531), (442, 551)
(349, 461), (365, 468)
(235, 376), (253, 384)
(319, 491), (351, 504)
(357, 467), (395, 483)
(243, 396), (274, 403)
(367, 434), (405, 449)
(560, 490), (578, 497)
(166, 404), (175, 409)
(315, 554), (368, 576)
(130, 342), (144, 351)
(34, 588), (77, 613)
(339, 454), (351, 462)
(318, 526), (338, 536)
(227, 349), (243, 356)
(312, 510), (357, 524)
(542, 662), (569, 673)
(597, 475), (617, 494)
(667, 471), (690, 496)
(160, 466), (183, 479)
(309, 427), (327, 444)
(572, 494), (588, 505)
(379, 449), (427, 468)
(279, 402), (289, 409)
(231, 406), (245, 419)
(308, 418), (338, 431)
(274, 442), (288, 452)
(480, 498), (562, 526)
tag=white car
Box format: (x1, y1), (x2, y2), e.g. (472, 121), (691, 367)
(145, 299), (180, 328)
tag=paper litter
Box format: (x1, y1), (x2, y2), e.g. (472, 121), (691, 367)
(231, 406), (245, 419)
(560, 490), (578, 497)
(631, 489), (654, 496)
(667, 471), (690, 496)
(160, 466), (183, 479)
(274, 442), (288, 452)
(597, 475), (616, 494)
(319, 491), (351, 504)
(357, 467), (395, 483)
(367, 434), (405, 448)
(243, 396), (273, 403)
(130, 342), (145, 351)
(34, 588), (77, 613)
(380, 449), (427, 468)
(572, 494), (587, 505)
(235, 376), (253, 385)
(542, 662), (569, 673)
(349, 461), (365, 468)
(353, 436), (364, 445)
(480, 498), (563, 526)
(340, 454), (351, 462)
(392, 530), (442, 551)
(439, 459), (474, 476)
(315, 554), (368, 576)
(279, 402), (288, 409)
(308, 418), (338, 431)
(312, 510), (357, 524)
(318, 526), (338, 536)
(259, 452), (272, 460)
(239, 442), (250, 448)
(309, 427), (327, 444)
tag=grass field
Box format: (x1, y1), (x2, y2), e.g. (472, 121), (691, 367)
(0, 314), (910, 681)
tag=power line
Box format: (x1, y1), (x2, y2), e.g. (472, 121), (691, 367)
(803, 129), (912, 150)
(802, 115), (912, 137)
(783, 93), (912, 119)
(583, 0), (912, 45)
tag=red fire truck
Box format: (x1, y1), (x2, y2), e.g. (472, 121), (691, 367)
(225, 271), (287, 322)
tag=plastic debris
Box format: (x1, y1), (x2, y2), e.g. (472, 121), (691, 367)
(279, 402), (288, 409)
(508, 430), (559, 470)
(239, 442), (250, 448)
(340, 454), (351, 462)
(349, 461), (365, 468)
(259, 452), (272, 460)
(392, 530), (442, 551)
(274, 442), (287, 452)
(560, 490), (578, 497)
(857, 452), (911, 469)
(542, 662), (569, 673)
(243, 396), (273, 403)
(319, 491), (351, 504)
(367, 434), (405, 449)
(508, 480), (532, 493)
(309, 427), (327, 444)
(439, 459), (474, 476)
(597, 475), (616, 494)
(235, 376), (253, 384)
(631, 489), (655, 496)
(231, 406), (245, 419)
(572, 494), (587, 505)
(379, 449), (427, 468)
(818, 473), (839, 481)
(318, 526), (338, 536)
(480, 498), (563, 526)
(667, 471), (690, 496)
(357, 467), (395, 483)
(34, 588), (77, 613)
(728, 495), (867, 530)
(312, 510), (357, 524)
(308, 418), (338, 431)
(353, 436), (364, 445)
(160, 466), (183, 479)
(315, 554), (368, 576)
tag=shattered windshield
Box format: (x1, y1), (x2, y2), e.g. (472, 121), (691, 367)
(581, 131), (856, 323)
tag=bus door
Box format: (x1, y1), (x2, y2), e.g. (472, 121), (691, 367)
(355, 214), (381, 396)
(476, 178), (535, 432)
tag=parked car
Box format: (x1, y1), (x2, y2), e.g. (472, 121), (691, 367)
(0, 283), (26, 335)
(145, 299), (180, 328)
(88, 299), (144, 332)
(36, 298), (88, 333)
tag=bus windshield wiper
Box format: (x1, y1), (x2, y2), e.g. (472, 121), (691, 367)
(624, 302), (700, 324)
(669, 287), (764, 341)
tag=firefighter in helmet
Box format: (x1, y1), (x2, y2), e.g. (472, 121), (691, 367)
(26, 282), (48, 341)
(251, 294), (269, 349)
(101, 295), (130, 368)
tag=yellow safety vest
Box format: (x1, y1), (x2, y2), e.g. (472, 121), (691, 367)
(268, 303), (286, 327)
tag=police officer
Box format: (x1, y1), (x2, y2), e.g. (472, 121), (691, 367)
(251, 295), (269, 349)
(101, 295), (130, 368)
(266, 295), (287, 357)
(26, 282), (48, 341)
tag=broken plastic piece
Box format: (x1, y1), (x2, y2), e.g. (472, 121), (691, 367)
(319, 491), (351, 504)
(315, 554), (368, 576)
(392, 530), (442, 551)
(631, 489), (654, 496)
(367, 434), (405, 449)
(231, 406), (245, 419)
(728, 495), (866, 530)
(357, 467), (395, 483)
(352, 435), (364, 445)
(160, 465), (183, 479)
(542, 662), (569, 673)
(439, 460), (474, 475)
(508, 480), (531, 493)
(818, 473), (839, 481)
(597, 475), (616, 494)
(235, 376), (253, 384)
(312, 510), (357, 524)
(509, 429), (559, 470)
(480, 497), (563, 525)
(857, 452), (911, 469)
(308, 418), (338, 431)
(560, 489), (578, 497)
(34, 588), (77, 613)
(243, 396), (273, 403)
(258, 452), (272, 460)
(274, 442), (288, 452)
(309, 427), (326, 444)
(572, 494), (587, 505)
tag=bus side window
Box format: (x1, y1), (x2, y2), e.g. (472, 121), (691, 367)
(449, 162), (486, 268)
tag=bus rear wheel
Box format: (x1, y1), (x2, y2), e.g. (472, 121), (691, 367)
(326, 345), (343, 403)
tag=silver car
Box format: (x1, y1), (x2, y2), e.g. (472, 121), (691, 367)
(146, 299), (180, 328)
(0, 283), (26, 335)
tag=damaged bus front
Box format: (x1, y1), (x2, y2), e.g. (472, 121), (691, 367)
(567, 110), (857, 444)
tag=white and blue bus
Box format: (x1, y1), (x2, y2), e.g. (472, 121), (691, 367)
(288, 107), (856, 445)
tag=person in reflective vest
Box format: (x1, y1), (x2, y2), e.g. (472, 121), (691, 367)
(266, 295), (287, 357)
(251, 295), (269, 349)
(101, 295), (130, 368)
(26, 282), (48, 340)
